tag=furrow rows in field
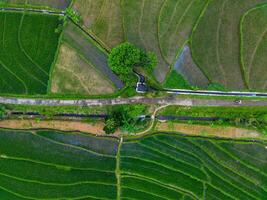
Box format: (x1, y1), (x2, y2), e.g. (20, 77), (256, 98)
(158, 0), (207, 66)
(35, 132), (116, 158)
(0, 11), (61, 94)
(218, 143), (267, 175)
(0, 129), (118, 199)
(139, 136), (204, 169)
(240, 4), (267, 90)
(0, 155), (114, 173)
(211, 141), (267, 177)
(188, 139), (266, 199)
(121, 175), (187, 199)
(120, 172), (197, 199)
(1, 129), (267, 199)
(0, 130), (116, 171)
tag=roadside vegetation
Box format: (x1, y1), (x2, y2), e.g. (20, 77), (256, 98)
(104, 104), (148, 134)
(65, 7), (80, 23)
(159, 106), (267, 134)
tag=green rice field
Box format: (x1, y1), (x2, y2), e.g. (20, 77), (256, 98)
(0, 129), (266, 199)
(191, 0), (267, 90)
(0, 129), (118, 199)
(241, 4), (267, 91)
(0, 11), (61, 95)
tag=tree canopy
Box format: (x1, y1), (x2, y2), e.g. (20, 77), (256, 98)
(108, 42), (157, 84)
(103, 104), (147, 134)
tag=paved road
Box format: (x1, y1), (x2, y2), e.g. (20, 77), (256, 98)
(165, 89), (267, 97)
(0, 96), (266, 107)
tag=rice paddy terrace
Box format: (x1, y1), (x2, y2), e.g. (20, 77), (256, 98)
(0, 11), (61, 95)
(0, 129), (266, 199)
(0, 2), (266, 200)
(72, 0), (267, 91)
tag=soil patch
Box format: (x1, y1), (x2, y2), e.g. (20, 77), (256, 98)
(155, 122), (261, 139)
(0, 119), (119, 137)
(51, 43), (115, 95)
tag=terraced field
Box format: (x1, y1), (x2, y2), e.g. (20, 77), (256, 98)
(121, 0), (169, 82)
(70, 0), (267, 91)
(241, 4), (267, 91)
(158, 0), (207, 65)
(121, 134), (267, 200)
(191, 0), (267, 90)
(72, 0), (206, 83)
(1, 129), (267, 199)
(0, 11), (61, 94)
(0, 129), (118, 199)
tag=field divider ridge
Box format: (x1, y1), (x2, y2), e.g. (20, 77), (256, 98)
(188, 139), (262, 199)
(34, 131), (116, 158)
(119, 172), (198, 199)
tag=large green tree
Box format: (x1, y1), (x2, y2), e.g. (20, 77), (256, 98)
(108, 42), (157, 84)
(103, 104), (147, 134)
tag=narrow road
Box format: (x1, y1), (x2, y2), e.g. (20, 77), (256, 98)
(165, 88), (267, 97)
(0, 96), (266, 107)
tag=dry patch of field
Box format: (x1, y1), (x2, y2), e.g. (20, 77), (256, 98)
(51, 43), (115, 95)
(0, 119), (119, 136)
(155, 122), (261, 139)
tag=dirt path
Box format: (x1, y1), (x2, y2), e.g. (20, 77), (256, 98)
(155, 122), (263, 139)
(135, 104), (170, 135)
(0, 119), (119, 137)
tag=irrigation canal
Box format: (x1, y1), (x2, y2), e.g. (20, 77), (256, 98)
(9, 112), (223, 122)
